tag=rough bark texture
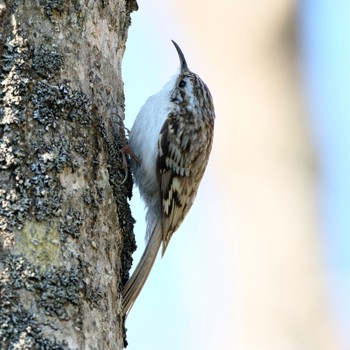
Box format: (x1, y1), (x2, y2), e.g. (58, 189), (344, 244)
(0, 0), (137, 349)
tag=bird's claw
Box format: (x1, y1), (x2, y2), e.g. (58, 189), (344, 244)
(120, 145), (141, 185)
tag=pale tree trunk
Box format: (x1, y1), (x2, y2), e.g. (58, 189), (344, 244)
(0, 0), (137, 349)
(211, 3), (343, 350)
(169, 1), (343, 349)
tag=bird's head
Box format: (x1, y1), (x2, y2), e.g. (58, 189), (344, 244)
(170, 40), (214, 117)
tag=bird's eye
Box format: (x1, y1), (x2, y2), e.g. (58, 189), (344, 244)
(178, 80), (186, 88)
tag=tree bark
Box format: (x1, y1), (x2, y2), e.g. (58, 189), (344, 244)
(0, 0), (137, 348)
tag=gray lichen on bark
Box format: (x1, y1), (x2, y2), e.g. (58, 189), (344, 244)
(0, 0), (138, 348)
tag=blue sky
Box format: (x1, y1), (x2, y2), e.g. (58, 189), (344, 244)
(300, 0), (350, 344)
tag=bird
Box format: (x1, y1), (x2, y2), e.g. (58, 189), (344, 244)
(122, 40), (215, 314)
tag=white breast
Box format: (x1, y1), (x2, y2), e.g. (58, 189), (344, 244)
(129, 75), (177, 199)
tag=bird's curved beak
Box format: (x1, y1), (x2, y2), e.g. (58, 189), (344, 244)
(171, 40), (189, 73)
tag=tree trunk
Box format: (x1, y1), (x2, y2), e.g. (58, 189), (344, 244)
(166, 1), (342, 349)
(0, 0), (137, 348)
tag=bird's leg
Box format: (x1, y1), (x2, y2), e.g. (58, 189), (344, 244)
(121, 145), (141, 164)
(118, 119), (141, 185)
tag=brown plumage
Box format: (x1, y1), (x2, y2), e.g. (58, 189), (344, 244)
(122, 40), (215, 314)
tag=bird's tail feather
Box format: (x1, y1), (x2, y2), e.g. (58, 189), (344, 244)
(122, 220), (162, 314)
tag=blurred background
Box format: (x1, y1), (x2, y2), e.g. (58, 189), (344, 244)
(123, 1), (350, 349)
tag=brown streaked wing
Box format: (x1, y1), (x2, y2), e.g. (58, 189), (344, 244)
(157, 114), (203, 254)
